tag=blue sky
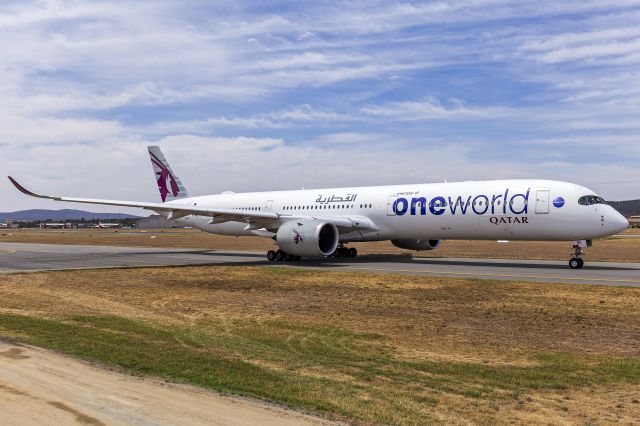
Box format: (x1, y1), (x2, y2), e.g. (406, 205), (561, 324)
(2, 1), (640, 212)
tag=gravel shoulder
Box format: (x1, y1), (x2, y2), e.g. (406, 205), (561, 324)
(0, 340), (334, 426)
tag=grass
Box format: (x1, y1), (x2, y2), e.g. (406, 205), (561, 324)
(2, 266), (640, 423)
(3, 313), (640, 425)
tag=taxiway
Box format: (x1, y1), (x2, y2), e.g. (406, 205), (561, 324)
(1, 242), (639, 286)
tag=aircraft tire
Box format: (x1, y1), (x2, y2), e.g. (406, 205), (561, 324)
(569, 258), (583, 269)
(267, 250), (276, 261)
(349, 247), (358, 258)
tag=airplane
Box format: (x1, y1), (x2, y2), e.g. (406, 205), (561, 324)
(92, 222), (120, 229)
(8, 146), (629, 269)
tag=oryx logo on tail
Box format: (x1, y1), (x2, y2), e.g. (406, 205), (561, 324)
(147, 146), (189, 203)
(150, 152), (179, 202)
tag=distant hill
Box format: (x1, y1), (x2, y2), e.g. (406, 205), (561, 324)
(0, 209), (141, 221)
(608, 200), (640, 217)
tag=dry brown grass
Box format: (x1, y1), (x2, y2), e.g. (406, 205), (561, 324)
(1, 266), (640, 424)
(1, 228), (639, 263)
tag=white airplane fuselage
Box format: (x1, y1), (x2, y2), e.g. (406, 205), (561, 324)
(9, 146), (629, 268)
(167, 179), (628, 242)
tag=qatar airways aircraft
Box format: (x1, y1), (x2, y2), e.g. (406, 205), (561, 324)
(9, 146), (628, 269)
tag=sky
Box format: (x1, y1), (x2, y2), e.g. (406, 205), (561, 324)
(2, 0), (640, 214)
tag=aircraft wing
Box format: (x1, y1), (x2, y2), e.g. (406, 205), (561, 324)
(8, 177), (375, 231)
(8, 176), (279, 222)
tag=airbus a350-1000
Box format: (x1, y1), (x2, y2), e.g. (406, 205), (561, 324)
(9, 146), (629, 269)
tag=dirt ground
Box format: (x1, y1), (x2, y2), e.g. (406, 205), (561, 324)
(0, 340), (334, 426)
(1, 228), (639, 263)
(1, 267), (640, 424)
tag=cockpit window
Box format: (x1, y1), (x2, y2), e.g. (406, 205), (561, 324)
(578, 195), (606, 206)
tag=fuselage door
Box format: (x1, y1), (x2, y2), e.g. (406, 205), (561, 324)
(535, 190), (550, 214)
(387, 194), (397, 216)
(265, 200), (274, 211)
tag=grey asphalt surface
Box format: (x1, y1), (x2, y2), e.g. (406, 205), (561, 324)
(1, 242), (639, 287)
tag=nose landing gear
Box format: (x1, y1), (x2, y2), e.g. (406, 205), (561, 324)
(569, 240), (591, 269)
(569, 255), (584, 269)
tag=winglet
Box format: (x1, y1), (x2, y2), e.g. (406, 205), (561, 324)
(7, 176), (50, 199)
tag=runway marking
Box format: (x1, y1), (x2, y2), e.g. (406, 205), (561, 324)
(344, 266), (640, 284)
(0, 250), (16, 254)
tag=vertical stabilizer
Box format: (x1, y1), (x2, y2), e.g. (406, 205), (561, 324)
(148, 146), (189, 202)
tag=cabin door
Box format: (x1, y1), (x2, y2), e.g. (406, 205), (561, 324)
(535, 190), (550, 214)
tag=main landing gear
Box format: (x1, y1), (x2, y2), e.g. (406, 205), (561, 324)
(267, 249), (301, 262)
(265, 246), (358, 262)
(330, 246), (358, 258)
(569, 240), (590, 269)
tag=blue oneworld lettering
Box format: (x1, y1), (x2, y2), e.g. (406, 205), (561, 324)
(391, 188), (530, 218)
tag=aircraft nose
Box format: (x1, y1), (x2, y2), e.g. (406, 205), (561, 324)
(612, 211), (629, 234)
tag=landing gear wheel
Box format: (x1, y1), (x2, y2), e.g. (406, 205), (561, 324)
(569, 258), (584, 269)
(275, 250), (284, 261)
(267, 250), (276, 261)
(348, 247), (358, 258)
(293, 255), (302, 261)
(569, 242), (586, 269)
(283, 252), (291, 261)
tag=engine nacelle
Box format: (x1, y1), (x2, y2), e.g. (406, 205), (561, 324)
(391, 239), (441, 251)
(276, 220), (339, 257)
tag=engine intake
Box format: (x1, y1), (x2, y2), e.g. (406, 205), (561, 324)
(276, 220), (339, 257)
(391, 239), (440, 251)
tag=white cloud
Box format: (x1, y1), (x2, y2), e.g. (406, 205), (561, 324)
(533, 38), (640, 64)
(308, 132), (384, 145)
(361, 97), (515, 120)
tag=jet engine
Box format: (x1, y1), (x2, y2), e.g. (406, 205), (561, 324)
(391, 239), (441, 251)
(276, 220), (339, 257)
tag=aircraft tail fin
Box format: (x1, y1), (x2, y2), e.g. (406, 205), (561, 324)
(148, 146), (189, 202)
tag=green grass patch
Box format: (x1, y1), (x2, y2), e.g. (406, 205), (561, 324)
(1, 313), (640, 425)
